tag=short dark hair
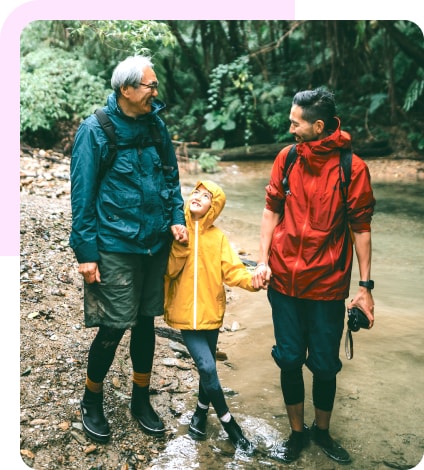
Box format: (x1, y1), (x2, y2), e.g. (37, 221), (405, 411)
(292, 87), (337, 130)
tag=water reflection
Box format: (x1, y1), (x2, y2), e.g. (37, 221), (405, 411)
(151, 411), (286, 469)
(152, 161), (424, 469)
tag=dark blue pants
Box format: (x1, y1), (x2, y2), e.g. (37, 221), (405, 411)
(181, 329), (229, 418)
(268, 287), (345, 381)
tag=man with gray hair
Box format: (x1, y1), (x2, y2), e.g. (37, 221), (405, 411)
(70, 55), (188, 443)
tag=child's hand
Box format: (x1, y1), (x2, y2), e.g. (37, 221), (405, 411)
(171, 224), (189, 245)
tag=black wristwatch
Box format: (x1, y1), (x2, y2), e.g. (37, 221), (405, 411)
(359, 280), (374, 290)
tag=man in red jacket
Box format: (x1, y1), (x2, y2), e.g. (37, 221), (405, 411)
(253, 88), (376, 465)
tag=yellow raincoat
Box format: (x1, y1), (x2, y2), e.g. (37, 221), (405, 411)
(164, 180), (257, 330)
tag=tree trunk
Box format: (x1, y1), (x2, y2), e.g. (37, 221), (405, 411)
(178, 140), (393, 161)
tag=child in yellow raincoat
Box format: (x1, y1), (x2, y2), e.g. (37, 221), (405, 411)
(165, 180), (258, 454)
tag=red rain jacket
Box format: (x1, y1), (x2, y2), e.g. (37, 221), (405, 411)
(266, 122), (375, 301)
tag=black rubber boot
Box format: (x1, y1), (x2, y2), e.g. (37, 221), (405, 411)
(188, 405), (208, 440)
(221, 416), (255, 455)
(131, 383), (165, 436)
(80, 388), (110, 443)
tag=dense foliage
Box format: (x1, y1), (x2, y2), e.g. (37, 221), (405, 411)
(21, 48), (108, 137)
(20, 20), (424, 153)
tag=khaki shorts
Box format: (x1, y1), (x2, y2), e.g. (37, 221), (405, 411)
(83, 248), (169, 329)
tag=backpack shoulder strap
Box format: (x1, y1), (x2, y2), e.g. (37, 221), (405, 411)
(340, 147), (352, 186)
(148, 114), (171, 168)
(94, 108), (169, 176)
(339, 147), (352, 204)
(339, 147), (353, 271)
(282, 144), (298, 195)
(94, 108), (116, 142)
(94, 108), (118, 175)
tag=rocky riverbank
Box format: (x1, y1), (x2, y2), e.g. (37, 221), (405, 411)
(19, 149), (254, 470)
(19, 148), (423, 469)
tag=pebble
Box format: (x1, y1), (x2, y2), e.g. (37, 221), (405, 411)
(161, 358), (192, 370)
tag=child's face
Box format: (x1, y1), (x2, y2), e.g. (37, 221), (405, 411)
(189, 186), (212, 220)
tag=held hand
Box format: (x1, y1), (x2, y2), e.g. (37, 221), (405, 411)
(347, 289), (375, 328)
(171, 224), (189, 245)
(78, 262), (101, 284)
(252, 263), (271, 290)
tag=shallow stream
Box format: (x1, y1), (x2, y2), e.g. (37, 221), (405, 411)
(151, 160), (424, 470)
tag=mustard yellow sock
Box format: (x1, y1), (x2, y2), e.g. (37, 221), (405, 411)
(85, 376), (103, 394)
(133, 372), (151, 388)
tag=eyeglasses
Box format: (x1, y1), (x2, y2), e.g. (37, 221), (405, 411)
(139, 81), (159, 90)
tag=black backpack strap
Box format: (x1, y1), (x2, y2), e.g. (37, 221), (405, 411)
(94, 108), (116, 143)
(94, 109), (118, 177)
(339, 147), (353, 270)
(282, 144), (298, 196)
(339, 147), (352, 204)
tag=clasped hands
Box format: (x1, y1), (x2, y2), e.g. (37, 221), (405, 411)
(252, 262), (271, 290)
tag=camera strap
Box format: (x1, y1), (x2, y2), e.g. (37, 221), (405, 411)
(345, 329), (354, 360)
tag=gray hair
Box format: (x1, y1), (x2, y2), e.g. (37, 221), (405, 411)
(111, 55), (154, 95)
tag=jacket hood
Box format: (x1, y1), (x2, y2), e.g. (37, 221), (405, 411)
(295, 117), (352, 174)
(296, 117), (351, 157)
(185, 180), (226, 230)
(106, 93), (166, 119)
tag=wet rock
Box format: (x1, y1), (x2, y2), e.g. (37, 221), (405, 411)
(168, 340), (190, 358)
(230, 321), (240, 331)
(161, 358), (192, 370)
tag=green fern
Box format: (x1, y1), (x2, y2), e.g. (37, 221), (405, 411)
(403, 78), (424, 112)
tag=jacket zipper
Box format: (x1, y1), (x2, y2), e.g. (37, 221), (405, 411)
(193, 221), (198, 330)
(291, 177), (316, 295)
(329, 243), (335, 271)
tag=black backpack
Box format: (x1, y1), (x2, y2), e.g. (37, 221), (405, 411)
(282, 144), (353, 269)
(94, 108), (166, 180)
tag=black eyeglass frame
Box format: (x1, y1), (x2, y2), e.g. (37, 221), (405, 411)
(138, 81), (159, 90)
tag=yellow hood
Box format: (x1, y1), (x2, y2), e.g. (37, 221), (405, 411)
(185, 180), (226, 231)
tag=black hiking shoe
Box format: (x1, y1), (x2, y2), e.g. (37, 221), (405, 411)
(269, 424), (310, 463)
(311, 421), (351, 465)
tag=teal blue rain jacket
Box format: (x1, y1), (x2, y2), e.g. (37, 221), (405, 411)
(69, 93), (185, 263)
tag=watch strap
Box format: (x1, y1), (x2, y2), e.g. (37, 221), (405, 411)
(359, 280), (374, 290)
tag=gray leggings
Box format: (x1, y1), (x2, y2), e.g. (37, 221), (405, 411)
(181, 329), (229, 418)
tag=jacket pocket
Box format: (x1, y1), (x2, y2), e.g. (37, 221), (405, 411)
(99, 190), (142, 239)
(309, 186), (339, 232)
(108, 157), (138, 185)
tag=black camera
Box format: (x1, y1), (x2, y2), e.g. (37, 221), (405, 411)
(347, 307), (370, 332)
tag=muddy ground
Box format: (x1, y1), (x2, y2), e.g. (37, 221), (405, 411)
(19, 147), (424, 469)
